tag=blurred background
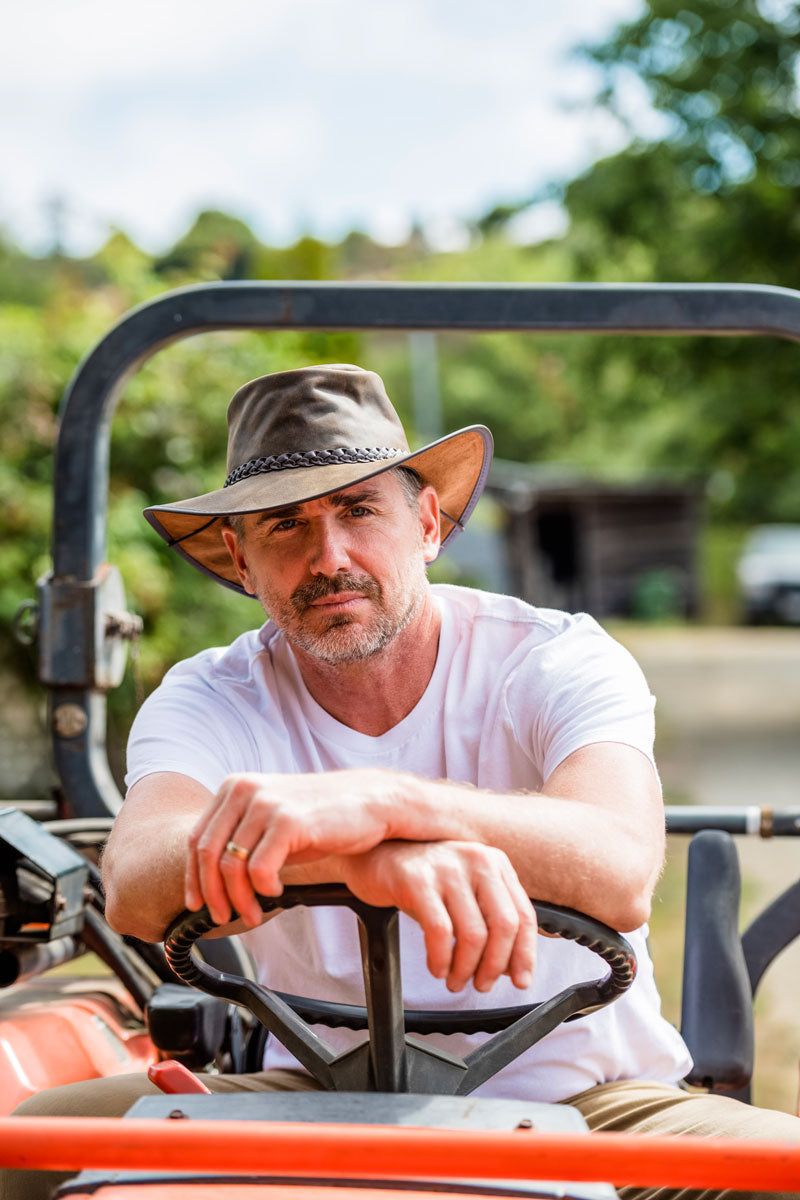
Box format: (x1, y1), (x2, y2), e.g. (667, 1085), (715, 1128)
(3, 0), (800, 1112)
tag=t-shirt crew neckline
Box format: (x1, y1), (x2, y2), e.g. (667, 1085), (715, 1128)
(269, 596), (452, 756)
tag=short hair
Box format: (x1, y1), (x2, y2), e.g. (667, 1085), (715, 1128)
(222, 512), (246, 538)
(392, 466), (424, 507)
(222, 466), (423, 540)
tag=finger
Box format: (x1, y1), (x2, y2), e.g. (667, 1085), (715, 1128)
(445, 887), (488, 993)
(185, 779), (235, 913)
(501, 869), (538, 989)
(218, 855), (262, 928)
(193, 793), (253, 924)
(246, 812), (304, 897)
(508, 907), (538, 990)
(219, 819), (278, 928)
(409, 888), (454, 981)
(185, 783), (236, 911)
(471, 877), (521, 994)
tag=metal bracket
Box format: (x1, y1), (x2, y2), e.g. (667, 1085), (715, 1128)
(37, 563), (141, 691)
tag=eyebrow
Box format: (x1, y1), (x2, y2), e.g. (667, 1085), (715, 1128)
(253, 489), (382, 526)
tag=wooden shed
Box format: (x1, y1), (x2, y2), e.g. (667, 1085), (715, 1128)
(484, 461), (702, 619)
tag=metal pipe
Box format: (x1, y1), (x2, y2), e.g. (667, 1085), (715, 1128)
(665, 806), (800, 836)
(0, 1117), (799, 1191)
(0, 937), (82, 988)
(81, 906), (153, 1013)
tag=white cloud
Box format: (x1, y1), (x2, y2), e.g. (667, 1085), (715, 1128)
(506, 202), (568, 245)
(0, 0), (643, 253)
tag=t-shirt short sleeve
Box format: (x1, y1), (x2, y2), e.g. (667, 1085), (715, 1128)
(125, 659), (256, 796)
(506, 616), (657, 784)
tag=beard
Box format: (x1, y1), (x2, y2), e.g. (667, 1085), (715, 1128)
(258, 568), (428, 665)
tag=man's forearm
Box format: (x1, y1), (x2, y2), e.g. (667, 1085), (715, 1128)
(103, 817), (195, 940)
(102, 773), (217, 941)
(379, 750), (664, 932)
(107, 745), (663, 945)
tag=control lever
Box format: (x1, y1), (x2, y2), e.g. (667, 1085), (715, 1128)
(148, 1060), (212, 1095)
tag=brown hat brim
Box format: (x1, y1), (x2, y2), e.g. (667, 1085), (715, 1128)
(144, 426), (493, 595)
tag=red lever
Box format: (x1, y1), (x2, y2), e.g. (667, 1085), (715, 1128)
(148, 1060), (212, 1095)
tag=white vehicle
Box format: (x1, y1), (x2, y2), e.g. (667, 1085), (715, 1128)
(737, 524), (800, 623)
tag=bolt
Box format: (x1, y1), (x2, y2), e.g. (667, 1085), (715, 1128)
(53, 704), (88, 738)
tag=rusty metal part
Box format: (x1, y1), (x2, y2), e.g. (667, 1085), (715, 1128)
(52, 704), (88, 739)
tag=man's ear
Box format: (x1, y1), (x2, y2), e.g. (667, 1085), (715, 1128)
(418, 486), (441, 564)
(221, 525), (256, 595)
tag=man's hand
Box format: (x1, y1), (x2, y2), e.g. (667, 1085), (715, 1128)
(340, 840), (537, 994)
(184, 771), (537, 994)
(185, 769), (399, 926)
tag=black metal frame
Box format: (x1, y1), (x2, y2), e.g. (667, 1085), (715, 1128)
(44, 280), (800, 820)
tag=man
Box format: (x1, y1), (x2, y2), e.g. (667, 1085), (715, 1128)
(10, 364), (800, 1200)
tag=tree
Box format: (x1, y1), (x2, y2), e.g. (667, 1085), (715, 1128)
(0, 224), (365, 791)
(154, 210), (261, 280)
(570, 0), (800, 284)
(517, 0), (800, 525)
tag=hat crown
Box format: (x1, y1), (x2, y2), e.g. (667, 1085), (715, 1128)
(226, 364), (410, 474)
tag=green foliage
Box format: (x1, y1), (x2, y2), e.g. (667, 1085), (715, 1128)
(0, 224), (372, 765)
(571, 0), (800, 283)
(701, 522), (749, 623)
(534, 0), (800, 523)
(154, 210), (261, 281)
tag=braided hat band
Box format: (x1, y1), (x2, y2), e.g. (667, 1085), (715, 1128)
(225, 447), (402, 488)
(144, 364), (493, 596)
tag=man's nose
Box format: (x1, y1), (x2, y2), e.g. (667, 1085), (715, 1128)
(308, 520), (352, 576)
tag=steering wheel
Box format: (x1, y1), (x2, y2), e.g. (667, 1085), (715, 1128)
(164, 884), (636, 1095)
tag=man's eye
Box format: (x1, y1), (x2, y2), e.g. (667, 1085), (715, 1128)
(348, 506), (371, 518)
(271, 518), (299, 532)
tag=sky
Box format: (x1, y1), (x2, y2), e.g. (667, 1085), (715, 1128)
(1, 0), (647, 256)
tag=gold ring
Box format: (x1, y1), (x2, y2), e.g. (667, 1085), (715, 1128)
(225, 840), (250, 861)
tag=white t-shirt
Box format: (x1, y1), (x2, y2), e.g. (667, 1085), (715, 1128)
(126, 584), (691, 1101)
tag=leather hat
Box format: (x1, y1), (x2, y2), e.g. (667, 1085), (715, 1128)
(144, 363), (493, 594)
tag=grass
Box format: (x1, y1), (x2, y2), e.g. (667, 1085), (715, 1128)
(648, 836), (689, 1030)
(700, 523), (748, 625)
(47, 952), (111, 978)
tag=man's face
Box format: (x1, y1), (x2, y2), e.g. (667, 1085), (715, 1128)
(222, 473), (440, 665)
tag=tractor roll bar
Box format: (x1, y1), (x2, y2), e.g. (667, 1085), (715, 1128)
(46, 281), (800, 818)
(665, 805), (800, 836)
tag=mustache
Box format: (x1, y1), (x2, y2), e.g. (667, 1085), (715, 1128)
(291, 573), (382, 613)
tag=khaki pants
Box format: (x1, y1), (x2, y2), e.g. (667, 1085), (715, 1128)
(562, 1080), (800, 1200)
(5, 1073), (800, 1200)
